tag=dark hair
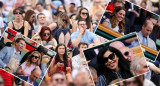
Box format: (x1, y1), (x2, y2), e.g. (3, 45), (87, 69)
(109, 6), (126, 32)
(97, 46), (133, 84)
(54, 11), (61, 16)
(51, 72), (63, 81)
(37, 13), (45, 19)
(39, 26), (53, 43)
(77, 19), (86, 25)
(24, 10), (35, 25)
(76, 7), (91, 29)
(70, 3), (75, 6)
(113, 1), (124, 7)
(55, 44), (68, 73)
(36, 2), (43, 7)
(13, 8), (25, 14)
(148, 14), (159, 21)
(0, 1), (3, 8)
(15, 38), (25, 43)
(37, 45), (48, 54)
(78, 42), (88, 49)
(56, 4), (67, 13)
(70, 13), (76, 19)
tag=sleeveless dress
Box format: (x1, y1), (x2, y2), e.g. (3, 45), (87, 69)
(12, 21), (24, 34)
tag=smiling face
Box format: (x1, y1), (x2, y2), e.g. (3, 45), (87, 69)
(80, 9), (88, 19)
(15, 40), (26, 52)
(115, 9), (125, 22)
(58, 45), (66, 56)
(103, 50), (119, 70)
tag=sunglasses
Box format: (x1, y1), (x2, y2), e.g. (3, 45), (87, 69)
(31, 55), (39, 59)
(44, 33), (50, 36)
(34, 38), (41, 41)
(125, 81), (138, 84)
(103, 53), (115, 63)
(54, 78), (64, 82)
(81, 12), (88, 15)
(14, 12), (23, 15)
(124, 51), (130, 56)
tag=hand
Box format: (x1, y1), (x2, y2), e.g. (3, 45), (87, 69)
(79, 27), (84, 35)
(56, 62), (64, 68)
(82, 61), (87, 65)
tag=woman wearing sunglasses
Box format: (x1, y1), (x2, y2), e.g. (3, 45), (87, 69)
(48, 43), (71, 76)
(8, 8), (30, 37)
(72, 7), (93, 32)
(96, 46), (133, 86)
(16, 51), (41, 76)
(31, 34), (43, 45)
(39, 26), (57, 50)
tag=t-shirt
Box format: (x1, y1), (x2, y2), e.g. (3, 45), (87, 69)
(71, 30), (98, 44)
(105, 18), (120, 32)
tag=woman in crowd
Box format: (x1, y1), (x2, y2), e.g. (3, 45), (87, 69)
(48, 43), (71, 76)
(48, 12), (71, 47)
(24, 10), (36, 38)
(31, 33), (43, 45)
(16, 51), (41, 76)
(96, 46), (133, 85)
(102, 6), (126, 34)
(73, 7), (93, 32)
(39, 26), (57, 50)
(56, 4), (67, 13)
(8, 8), (30, 37)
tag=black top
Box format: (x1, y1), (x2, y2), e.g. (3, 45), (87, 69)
(12, 21), (24, 34)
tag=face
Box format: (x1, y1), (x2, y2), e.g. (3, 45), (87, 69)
(58, 5), (65, 12)
(140, 2), (146, 9)
(51, 74), (66, 86)
(31, 53), (40, 63)
(79, 44), (88, 53)
(115, 9), (125, 22)
(149, 18), (157, 26)
(33, 36), (42, 44)
(15, 40), (26, 52)
(43, 30), (50, 40)
(74, 72), (90, 86)
(29, 14), (36, 23)
(119, 47), (135, 63)
(142, 23), (153, 37)
(78, 21), (87, 30)
(103, 51), (119, 70)
(94, 0), (101, 6)
(0, 77), (4, 86)
(36, 5), (43, 11)
(14, 10), (23, 19)
(125, 78), (138, 86)
(30, 70), (41, 82)
(136, 60), (149, 75)
(58, 45), (65, 55)
(114, 2), (123, 8)
(80, 9), (88, 19)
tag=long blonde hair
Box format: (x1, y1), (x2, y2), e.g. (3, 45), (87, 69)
(57, 12), (70, 29)
(26, 51), (41, 66)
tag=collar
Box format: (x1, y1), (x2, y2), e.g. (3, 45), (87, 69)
(140, 31), (148, 38)
(14, 47), (20, 54)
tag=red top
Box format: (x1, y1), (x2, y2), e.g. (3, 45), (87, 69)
(0, 69), (14, 86)
(106, 3), (114, 12)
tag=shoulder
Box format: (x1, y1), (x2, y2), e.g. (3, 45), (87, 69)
(97, 75), (107, 86)
(33, 81), (39, 86)
(18, 76), (28, 80)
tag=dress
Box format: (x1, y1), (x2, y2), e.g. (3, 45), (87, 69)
(12, 21), (24, 34)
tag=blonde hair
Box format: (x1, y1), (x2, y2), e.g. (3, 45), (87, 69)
(26, 51), (41, 66)
(57, 12), (70, 29)
(5, 57), (20, 73)
(32, 33), (43, 45)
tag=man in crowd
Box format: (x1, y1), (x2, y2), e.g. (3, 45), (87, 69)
(18, 68), (42, 86)
(0, 38), (26, 68)
(51, 72), (66, 86)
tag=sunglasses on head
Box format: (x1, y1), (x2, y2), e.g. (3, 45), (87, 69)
(31, 55), (39, 59)
(34, 38), (41, 41)
(14, 12), (23, 15)
(44, 33), (50, 36)
(124, 51), (130, 56)
(126, 80), (138, 85)
(81, 12), (88, 15)
(103, 53), (115, 63)
(54, 78), (64, 82)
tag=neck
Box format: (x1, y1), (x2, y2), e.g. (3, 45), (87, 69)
(115, 66), (119, 72)
(15, 18), (21, 23)
(59, 54), (63, 60)
(29, 77), (33, 82)
(79, 52), (84, 58)
(82, 30), (86, 35)
(15, 47), (19, 52)
(39, 23), (45, 26)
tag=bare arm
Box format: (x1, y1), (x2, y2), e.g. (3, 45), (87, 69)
(24, 21), (30, 37)
(102, 21), (109, 27)
(149, 64), (160, 74)
(8, 22), (13, 29)
(16, 66), (26, 76)
(48, 23), (57, 31)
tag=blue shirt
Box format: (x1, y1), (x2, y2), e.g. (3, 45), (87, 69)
(140, 31), (148, 46)
(71, 30), (98, 44)
(105, 18), (120, 32)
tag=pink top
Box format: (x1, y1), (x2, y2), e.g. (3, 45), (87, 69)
(21, 62), (39, 76)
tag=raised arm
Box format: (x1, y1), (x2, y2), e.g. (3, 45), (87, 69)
(48, 23), (57, 31)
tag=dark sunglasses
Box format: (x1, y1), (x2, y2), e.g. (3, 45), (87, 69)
(34, 38), (41, 41)
(14, 12), (23, 15)
(54, 78), (64, 82)
(125, 81), (138, 84)
(103, 53), (115, 63)
(81, 12), (88, 15)
(44, 33), (50, 36)
(31, 55), (39, 59)
(124, 51), (129, 56)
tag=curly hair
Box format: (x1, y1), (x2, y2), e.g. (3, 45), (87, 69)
(55, 43), (69, 73)
(109, 6), (126, 33)
(26, 51), (41, 66)
(97, 46), (133, 84)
